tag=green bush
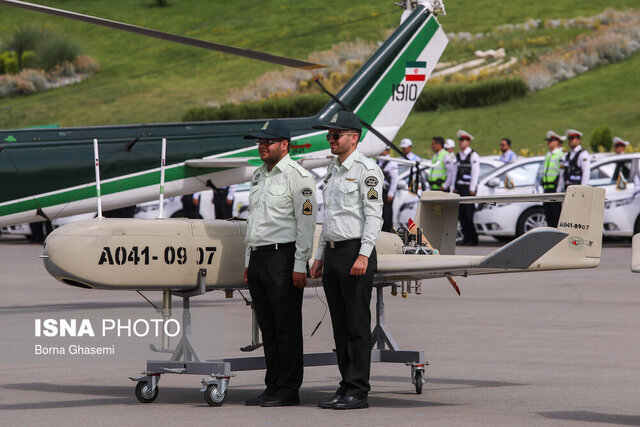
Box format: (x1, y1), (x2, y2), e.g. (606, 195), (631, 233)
(590, 125), (613, 152)
(415, 78), (528, 111)
(3, 25), (80, 71)
(20, 50), (36, 69)
(5, 25), (41, 68)
(183, 94), (329, 122)
(4, 56), (19, 74)
(37, 34), (80, 70)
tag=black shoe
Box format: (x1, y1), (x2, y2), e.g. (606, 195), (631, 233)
(466, 240), (479, 246)
(245, 392), (269, 406)
(333, 395), (369, 410)
(260, 395), (299, 407)
(457, 240), (469, 246)
(317, 393), (344, 409)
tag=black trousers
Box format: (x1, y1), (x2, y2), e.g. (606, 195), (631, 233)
(214, 188), (233, 219)
(248, 245), (303, 399)
(543, 188), (562, 228)
(381, 189), (393, 232)
(322, 244), (377, 398)
(457, 188), (478, 243)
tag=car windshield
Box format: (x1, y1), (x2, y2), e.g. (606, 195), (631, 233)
(590, 159), (633, 186)
(495, 161), (542, 188)
(479, 162), (498, 179)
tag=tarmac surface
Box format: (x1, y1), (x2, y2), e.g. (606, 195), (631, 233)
(1, 236), (639, 426)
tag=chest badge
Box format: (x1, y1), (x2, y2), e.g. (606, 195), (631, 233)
(323, 173), (332, 184)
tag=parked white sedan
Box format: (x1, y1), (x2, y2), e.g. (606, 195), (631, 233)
(475, 153), (640, 240)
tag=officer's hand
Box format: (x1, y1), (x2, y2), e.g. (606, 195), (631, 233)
(226, 199), (233, 205)
(243, 268), (248, 284)
(386, 195), (394, 202)
(469, 190), (476, 196)
(349, 255), (368, 276)
(293, 272), (306, 289)
(310, 260), (323, 278)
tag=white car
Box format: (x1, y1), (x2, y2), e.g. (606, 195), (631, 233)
(475, 153), (640, 240)
(473, 156), (546, 240)
(395, 158), (503, 229)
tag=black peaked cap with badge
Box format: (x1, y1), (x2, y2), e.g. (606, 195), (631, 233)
(243, 119), (290, 141)
(313, 111), (362, 132)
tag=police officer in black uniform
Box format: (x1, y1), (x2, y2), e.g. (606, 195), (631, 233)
(310, 111), (384, 410)
(242, 119), (317, 407)
(377, 147), (398, 232)
(453, 130), (480, 246)
(558, 129), (590, 191)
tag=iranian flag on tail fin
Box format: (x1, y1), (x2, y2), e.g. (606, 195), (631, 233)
(405, 61), (426, 81)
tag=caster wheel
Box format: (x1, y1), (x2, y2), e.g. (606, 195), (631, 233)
(135, 381), (159, 403)
(414, 370), (424, 395)
(204, 384), (227, 406)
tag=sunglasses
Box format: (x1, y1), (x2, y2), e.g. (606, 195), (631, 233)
(326, 132), (357, 141)
(568, 135), (580, 140)
(458, 137), (470, 142)
(256, 139), (283, 146)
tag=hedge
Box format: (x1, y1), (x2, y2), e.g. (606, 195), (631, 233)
(415, 78), (528, 111)
(182, 78), (528, 122)
(183, 94), (328, 122)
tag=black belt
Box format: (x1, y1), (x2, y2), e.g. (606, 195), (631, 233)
(251, 241), (295, 252)
(327, 239), (360, 249)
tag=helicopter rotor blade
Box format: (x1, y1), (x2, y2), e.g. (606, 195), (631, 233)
(0, 0), (326, 70)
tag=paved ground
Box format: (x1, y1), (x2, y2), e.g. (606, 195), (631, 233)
(1, 237), (639, 426)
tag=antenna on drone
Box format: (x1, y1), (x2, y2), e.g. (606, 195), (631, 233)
(157, 138), (167, 219)
(93, 138), (103, 218)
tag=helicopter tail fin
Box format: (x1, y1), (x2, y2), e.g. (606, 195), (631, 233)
(317, 4), (448, 155)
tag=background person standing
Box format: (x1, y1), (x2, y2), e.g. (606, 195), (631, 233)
(453, 129), (480, 246)
(558, 129), (590, 192)
(540, 131), (564, 228)
(442, 138), (457, 191)
(242, 119), (317, 407)
(377, 147), (398, 232)
(498, 138), (517, 163)
(310, 111), (383, 410)
(428, 136), (453, 191)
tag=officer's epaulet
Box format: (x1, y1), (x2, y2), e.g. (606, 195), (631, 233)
(289, 160), (312, 177)
(356, 156), (378, 171)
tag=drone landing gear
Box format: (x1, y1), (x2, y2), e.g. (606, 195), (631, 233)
(131, 275), (427, 406)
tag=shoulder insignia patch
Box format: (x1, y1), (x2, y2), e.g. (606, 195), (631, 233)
(303, 199), (313, 215)
(367, 187), (379, 200)
(365, 176), (379, 187)
(301, 188), (313, 196)
(323, 173), (332, 184)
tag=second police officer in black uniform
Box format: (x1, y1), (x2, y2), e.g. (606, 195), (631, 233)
(310, 111), (384, 410)
(558, 129), (590, 192)
(453, 129), (480, 246)
(243, 119), (317, 407)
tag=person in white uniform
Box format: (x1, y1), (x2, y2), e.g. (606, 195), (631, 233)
(243, 119), (317, 407)
(310, 111), (383, 410)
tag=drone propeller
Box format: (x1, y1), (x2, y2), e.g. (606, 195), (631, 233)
(0, 0), (326, 70)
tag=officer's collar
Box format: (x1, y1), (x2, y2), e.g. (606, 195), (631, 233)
(263, 153), (292, 174)
(461, 146), (472, 155)
(571, 145), (582, 153)
(335, 149), (360, 170)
